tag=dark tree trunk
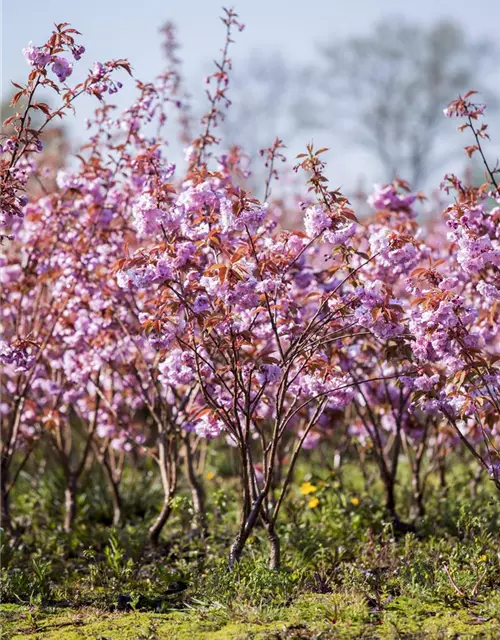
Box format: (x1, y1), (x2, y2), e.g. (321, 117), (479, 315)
(385, 478), (397, 522)
(470, 466), (483, 499)
(100, 453), (123, 527)
(265, 522), (280, 570)
(183, 438), (207, 536)
(1, 475), (12, 533)
(228, 494), (265, 569)
(149, 498), (172, 547)
(228, 530), (245, 569)
(410, 465), (426, 520)
(109, 477), (123, 527)
(64, 475), (77, 533)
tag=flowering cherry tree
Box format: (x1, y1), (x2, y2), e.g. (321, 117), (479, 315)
(1, 12), (499, 571)
(405, 93), (500, 489)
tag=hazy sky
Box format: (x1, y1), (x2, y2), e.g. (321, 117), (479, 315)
(2, 0), (500, 191)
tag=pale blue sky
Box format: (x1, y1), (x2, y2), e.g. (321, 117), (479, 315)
(2, 0), (500, 190)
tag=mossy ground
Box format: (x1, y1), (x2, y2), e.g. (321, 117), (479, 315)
(3, 595), (500, 639)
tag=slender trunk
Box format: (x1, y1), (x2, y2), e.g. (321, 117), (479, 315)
(470, 466), (483, 499)
(272, 448), (285, 494)
(229, 472), (252, 568)
(264, 520), (280, 570)
(2, 407), (18, 534)
(228, 494), (265, 569)
(149, 497), (172, 547)
(228, 530), (245, 569)
(109, 476), (123, 527)
(64, 474), (77, 533)
(401, 429), (427, 522)
(385, 477), (397, 522)
(376, 451), (399, 523)
(183, 437), (206, 536)
(268, 530), (280, 570)
(101, 453), (123, 527)
(149, 423), (176, 546)
(357, 449), (371, 495)
(1, 475), (12, 533)
(384, 471), (416, 533)
(410, 471), (426, 520)
(438, 455), (448, 494)
(410, 453), (426, 520)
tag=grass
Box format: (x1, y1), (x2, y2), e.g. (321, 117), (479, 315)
(1, 459), (500, 639)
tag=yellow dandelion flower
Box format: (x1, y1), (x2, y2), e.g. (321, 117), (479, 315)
(350, 497), (360, 506)
(479, 554), (487, 562)
(205, 471), (215, 481)
(300, 481), (317, 495)
(308, 496), (320, 509)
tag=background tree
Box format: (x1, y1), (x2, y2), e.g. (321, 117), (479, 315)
(301, 20), (497, 187)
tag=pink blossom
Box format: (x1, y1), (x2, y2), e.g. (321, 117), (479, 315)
(51, 56), (73, 82)
(304, 205), (331, 238)
(23, 42), (51, 67)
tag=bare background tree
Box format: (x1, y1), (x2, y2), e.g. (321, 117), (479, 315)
(298, 20), (497, 187)
(216, 20), (496, 191)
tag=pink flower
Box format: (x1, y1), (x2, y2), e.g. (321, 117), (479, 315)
(256, 363), (282, 385)
(304, 205), (331, 238)
(194, 413), (224, 438)
(132, 193), (162, 236)
(324, 222), (357, 247)
(72, 45), (86, 60)
(51, 57), (73, 82)
(158, 349), (195, 387)
(368, 184), (416, 213)
(477, 281), (500, 301)
(23, 42), (51, 67)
